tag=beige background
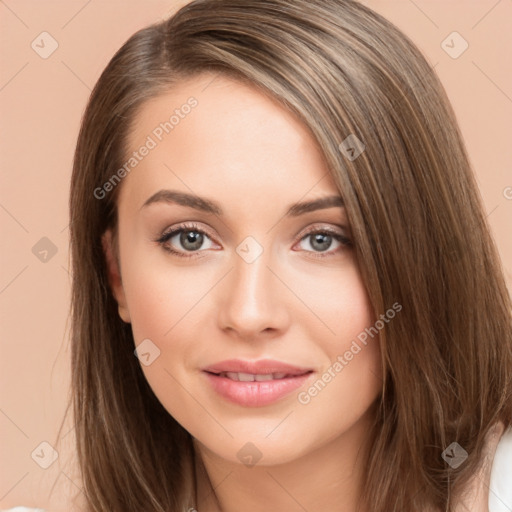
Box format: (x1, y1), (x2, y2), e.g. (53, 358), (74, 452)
(1, 0), (511, 510)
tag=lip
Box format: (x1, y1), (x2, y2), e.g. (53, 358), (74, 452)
(202, 359), (314, 407)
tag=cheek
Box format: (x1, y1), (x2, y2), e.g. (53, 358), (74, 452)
(120, 252), (218, 402)
(288, 287), (381, 457)
(122, 254), (213, 344)
(290, 260), (376, 349)
(291, 264), (382, 426)
(121, 260), (209, 421)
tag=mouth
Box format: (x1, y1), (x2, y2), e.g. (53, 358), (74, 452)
(207, 371), (308, 381)
(202, 359), (314, 407)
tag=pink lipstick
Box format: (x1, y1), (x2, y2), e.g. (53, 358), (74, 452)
(202, 359), (314, 407)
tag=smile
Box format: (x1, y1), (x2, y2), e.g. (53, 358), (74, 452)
(202, 359), (314, 407)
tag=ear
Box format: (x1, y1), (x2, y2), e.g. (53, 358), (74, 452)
(102, 229), (131, 323)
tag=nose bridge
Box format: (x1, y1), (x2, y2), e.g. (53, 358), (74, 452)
(218, 240), (287, 335)
(234, 250), (270, 301)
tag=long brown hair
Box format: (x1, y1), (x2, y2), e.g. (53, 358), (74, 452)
(67, 0), (512, 510)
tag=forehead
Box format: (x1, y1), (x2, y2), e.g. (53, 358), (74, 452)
(119, 73), (339, 212)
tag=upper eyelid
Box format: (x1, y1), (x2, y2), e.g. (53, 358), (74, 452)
(299, 224), (346, 235)
(159, 222), (348, 240)
(159, 222), (216, 240)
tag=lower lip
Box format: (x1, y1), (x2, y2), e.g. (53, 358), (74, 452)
(203, 372), (313, 407)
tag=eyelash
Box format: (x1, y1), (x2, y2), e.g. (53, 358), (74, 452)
(156, 222), (352, 259)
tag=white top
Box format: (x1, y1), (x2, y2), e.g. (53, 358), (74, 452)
(4, 427), (512, 511)
(489, 426), (512, 511)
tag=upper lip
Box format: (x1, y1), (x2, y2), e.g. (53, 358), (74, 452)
(203, 359), (313, 376)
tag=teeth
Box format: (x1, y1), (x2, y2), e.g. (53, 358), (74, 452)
(254, 374), (273, 381)
(219, 372), (293, 381)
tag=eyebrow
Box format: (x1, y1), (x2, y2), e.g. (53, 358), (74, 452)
(141, 189), (344, 217)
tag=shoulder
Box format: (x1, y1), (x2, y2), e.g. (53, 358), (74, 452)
(489, 425), (512, 511)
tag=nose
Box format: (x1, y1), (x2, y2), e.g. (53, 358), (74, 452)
(216, 247), (291, 340)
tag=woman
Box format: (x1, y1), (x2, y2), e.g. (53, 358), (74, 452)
(10, 0), (512, 510)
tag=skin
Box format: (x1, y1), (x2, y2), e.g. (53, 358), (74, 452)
(103, 73), (502, 512)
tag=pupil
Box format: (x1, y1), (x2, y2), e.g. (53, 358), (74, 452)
(180, 231), (203, 251)
(311, 233), (332, 251)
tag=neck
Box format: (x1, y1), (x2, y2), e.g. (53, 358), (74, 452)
(192, 412), (374, 512)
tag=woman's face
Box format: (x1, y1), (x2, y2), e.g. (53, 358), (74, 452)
(106, 73), (382, 466)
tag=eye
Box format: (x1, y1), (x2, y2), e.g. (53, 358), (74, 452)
(156, 222), (218, 257)
(156, 223), (352, 259)
(295, 227), (352, 257)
